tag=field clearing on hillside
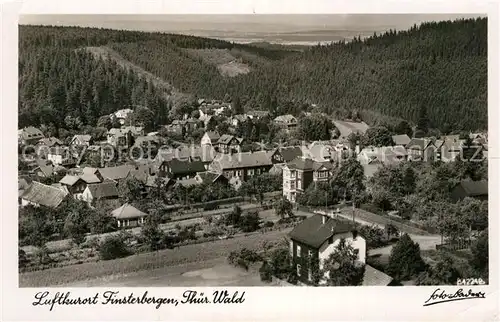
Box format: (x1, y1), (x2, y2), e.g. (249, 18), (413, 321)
(19, 228), (292, 287)
(185, 48), (260, 77)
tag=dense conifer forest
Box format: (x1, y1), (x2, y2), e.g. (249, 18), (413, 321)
(19, 17), (487, 131)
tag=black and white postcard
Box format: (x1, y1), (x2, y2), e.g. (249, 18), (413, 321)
(1, 0), (499, 320)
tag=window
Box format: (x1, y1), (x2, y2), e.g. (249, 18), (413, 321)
(308, 250), (313, 258)
(296, 245), (301, 257)
(290, 181), (295, 189)
(353, 249), (360, 259)
(256, 168), (261, 175)
(297, 179), (302, 189)
(308, 268), (312, 281)
(248, 169), (254, 176)
(290, 241), (293, 255)
(297, 264), (301, 276)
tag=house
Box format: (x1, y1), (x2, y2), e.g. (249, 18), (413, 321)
(122, 126), (145, 137)
(392, 134), (411, 146)
(199, 114), (213, 128)
(201, 131), (221, 146)
(159, 157), (206, 180)
(209, 150), (276, 181)
(217, 134), (243, 154)
(81, 181), (119, 205)
(357, 146), (407, 179)
(47, 147), (77, 167)
(33, 163), (66, 179)
(230, 114), (249, 127)
(114, 108), (134, 125)
(194, 171), (229, 185)
(282, 156), (334, 203)
(59, 169), (103, 199)
(107, 128), (133, 147)
(111, 203), (149, 228)
(155, 144), (216, 169)
(18, 126), (44, 145)
(362, 265), (394, 286)
(332, 120), (370, 139)
(274, 114), (298, 129)
(440, 139), (465, 163)
(98, 165), (135, 182)
(307, 142), (342, 163)
(247, 110), (270, 120)
(174, 177), (201, 188)
(37, 137), (63, 148)
(70, 134), (92, 147)
(269, 163), (286, 176)
(451, 180), (488, 202)
(288, 213), (366, 285)
(20, 181), (69, 209)
(405, 138), (438, 162)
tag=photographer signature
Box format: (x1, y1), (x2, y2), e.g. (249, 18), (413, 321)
(423, 288), (486, 306)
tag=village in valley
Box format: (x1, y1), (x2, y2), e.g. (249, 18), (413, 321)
(18, 17), (489, 288)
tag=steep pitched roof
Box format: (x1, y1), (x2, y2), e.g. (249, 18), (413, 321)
(332, 120), (369, 138)
(218, 134), (240, 145)
(196, 171), (223, 184)
(72, 134), (92, 143)
(21, 181), (68, 208)
(59, 175), (82, 186)
(38, 137), (63, 147)
(289, 214), (354, 248)
(392, 134), (411, 146)
(155, 144), (216, 164)
(247, 110), (270, 118)
(19, 126), (44, 140)
(456, 180), (488, 197)
(212, 150), (273, 170)
(286, 156), (333, 171)
(99, 165), (134, 181)
(87, 182), (119, 199)
(274, 114), (297, 123)
(204, 131), (220, 141)
(405, 138), (431, 150)
(111, 203), (148, 219)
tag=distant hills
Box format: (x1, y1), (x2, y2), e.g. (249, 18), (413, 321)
(19, 17), (487, 132)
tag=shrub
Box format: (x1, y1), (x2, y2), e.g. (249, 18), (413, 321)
(239, 211), (260, 233)
(387, 234), (426, 281)
(98, 235), (132, 261)
(259, 261), (273, 283)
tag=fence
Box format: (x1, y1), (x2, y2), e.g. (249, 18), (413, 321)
(435, 239), (472, 251)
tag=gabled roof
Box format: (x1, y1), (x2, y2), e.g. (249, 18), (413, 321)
(218, 134), (241, 145)
(36, 164), (54, 177)
(196, 171), (224, 184)
(212, 150), (274, 170)
(289, 214), (354, 248)
(19, 126), (44, 140)
(405, 138), (433, 150)
(111, 203), (148, 219)
(38, 137), (63, 147)
(455, 180), (488, 197)
(164, 158), (206, 175)
(121, 126), (143, 136)
(247, 110), (270, 118)
(99, 165), (134, 181)
(204, 131), (220, 141)
(362, 264), (394, 286)
(72, 134), (92, 143)
(332, 120), (369, 138)
(21, 181), (68, 208)
(286, 156), (333, 171)
(59, 175), (82, 186)
(87, 182), (119, 199)
(392, 134), (411, 146)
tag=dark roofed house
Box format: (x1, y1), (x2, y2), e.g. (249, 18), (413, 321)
(288, 213), (366, 285)
(277, 146), (304, 163)
(160, 157), (206, 180)
(82, 181), (119, 205)
(405, 138), (438, 162)
(217, 134), (243, 154)
(38, 137), (63, 148)
(274, 114), (298, 129)
(98, 165), (135, 182)
(70, 134), (92, 147)
(282, 156), (334, 203)
(21, 181), (69, 208)
(451, 180), (488, 202)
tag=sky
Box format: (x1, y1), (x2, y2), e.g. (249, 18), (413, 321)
(19, 14), (483, 34)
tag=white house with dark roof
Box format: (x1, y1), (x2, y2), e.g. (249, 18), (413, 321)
(217, 134), (243, 154)
(114, 108), (134, 125)
(81, 181), (119, 205)
(288, 213), (366, 285)
(70, 134), (92, 147)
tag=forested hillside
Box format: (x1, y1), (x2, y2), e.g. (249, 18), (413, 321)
(19, 18), (487, 132)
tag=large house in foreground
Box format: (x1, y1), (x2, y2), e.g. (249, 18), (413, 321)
(288, 213), (366, 285)
(282, 156), (334, 203)
(208, 150), (277, 181)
